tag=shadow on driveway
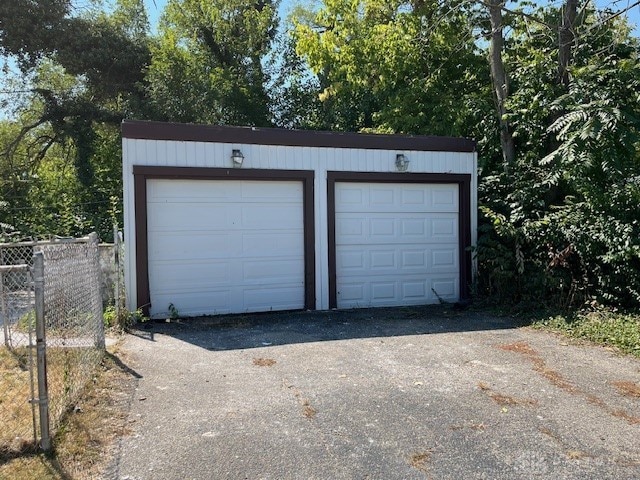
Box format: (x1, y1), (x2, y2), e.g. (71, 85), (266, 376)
(133, 305), (523, 351)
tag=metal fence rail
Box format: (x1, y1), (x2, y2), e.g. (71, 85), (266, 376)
(0, 233), (105, 452)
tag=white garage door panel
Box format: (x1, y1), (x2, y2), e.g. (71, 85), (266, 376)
(147, 179), (299, 202)
(336, 213), (458, 245)
(147, 179), (305, 317)
(336, 182), (459, 309)
(151, 260), (231, 287)
(243, 259), (304, 282)
(148, 204), (229, 230)
(338, 276), (459, 307)
(147, 203), (302, 231)
(150, 231), (303, 261)
(241, 205), (302, 230)
(337, 245), (459, 274)
(337, 183), (458, 213)
(152, 290), (233, 316)
(150, 257), (303, 289)
(243, 286), (305, 310)
(242, 232), (303, 254)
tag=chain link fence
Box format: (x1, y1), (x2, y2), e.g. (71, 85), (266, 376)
(0, 234), (105, 452)
(0, 247), (38, 452)
(0, 244), (36, 349)
(38, 234), (105, 437)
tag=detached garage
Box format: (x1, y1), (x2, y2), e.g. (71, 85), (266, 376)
(122, 121), (477, 318)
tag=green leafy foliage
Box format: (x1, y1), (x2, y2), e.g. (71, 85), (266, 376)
(146, 0), (277, 125)
(0, 0), (147, 240)
(104, 305), (148, 331)
(534, 312), (640, 356)
(475, 9), (640, 309)
(291, 0), (494, 138)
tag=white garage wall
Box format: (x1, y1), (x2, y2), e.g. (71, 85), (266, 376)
(122, 137), (477, 313)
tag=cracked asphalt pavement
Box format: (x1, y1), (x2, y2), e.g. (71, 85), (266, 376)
(112, 307), (640, 479)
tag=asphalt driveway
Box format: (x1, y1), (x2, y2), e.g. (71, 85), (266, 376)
(112, 307), (640, 480)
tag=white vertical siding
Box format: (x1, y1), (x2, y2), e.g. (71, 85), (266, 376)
(122, 138), (476, 312)
(124, 140), (475, 173)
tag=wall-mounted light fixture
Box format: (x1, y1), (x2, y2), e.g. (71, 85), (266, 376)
(395, 153), (409, 172)
(231, 149), (244, 167)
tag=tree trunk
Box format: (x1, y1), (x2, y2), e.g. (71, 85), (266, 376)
(558, 0), (578, 87)
(487, 0), (515, 169)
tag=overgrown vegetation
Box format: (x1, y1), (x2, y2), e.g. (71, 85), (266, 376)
(533, 311), (640, 357)
(0, 0), (638, 312)
(103, 305), (147, 331)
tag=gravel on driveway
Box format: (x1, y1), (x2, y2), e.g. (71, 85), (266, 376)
(112, 307), (640, 480)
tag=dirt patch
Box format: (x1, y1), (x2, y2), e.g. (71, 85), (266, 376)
(0, 347), (40, 453)
(283, 380), (318, 419)
(469, 423), (486, 431)
(253, 357), (277, 367)
(498, 341), (538, 356)
(539, 427), (591, 460)
(0, 347), (103, 454)
(477, 382), (538, 407)
(450, 423), (486, 431)
(611, 381), (640, 398)
(409, 449), (433, 474)
(498, 342), (576, 392)
(302, 403), (317, 418)
(567, 450), (589, 460)
(298, 395), (317, 419)
(611, 410), (640, 425)
(499, 341), (639, 426)
(536, 365), (577, 392)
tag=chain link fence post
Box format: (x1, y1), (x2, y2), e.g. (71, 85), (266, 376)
(89, 233), (105, 350)
(33, 251), (51, 451)
(113, 223), (121, 327)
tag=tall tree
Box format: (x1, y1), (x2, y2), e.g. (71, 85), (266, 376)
(291, 0), (492, 137)
(487, 0), (515, 169)
(146, 0), (278, 126)
(0, 0), (151, 176)
(0, 0), (151, 239)
(558, 0), (578, 87)
(477, 2), (640, 307)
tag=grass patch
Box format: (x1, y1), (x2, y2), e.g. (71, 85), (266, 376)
(532, 311), (640, 357)
(0, 346), (103, 454)
(0, 347), (36, 452)
(0, 343), (137, 479)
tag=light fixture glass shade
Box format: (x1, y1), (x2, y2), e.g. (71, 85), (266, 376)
(395, 154), (409, 172)
(231, 149), (244, 167)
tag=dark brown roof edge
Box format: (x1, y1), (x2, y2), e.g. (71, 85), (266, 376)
(121, 120), (476, 153)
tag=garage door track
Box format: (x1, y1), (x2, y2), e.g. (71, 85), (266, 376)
(112, 307), (640, 479)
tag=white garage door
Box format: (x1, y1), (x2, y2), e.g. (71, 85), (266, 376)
(335, 182), (459, 308)
(146, 179), (305, 317)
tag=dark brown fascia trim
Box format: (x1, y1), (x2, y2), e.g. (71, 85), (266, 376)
(326, 171), (472, 309)
(133, 166), (315, 316)
(122, 120), (476, 153)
